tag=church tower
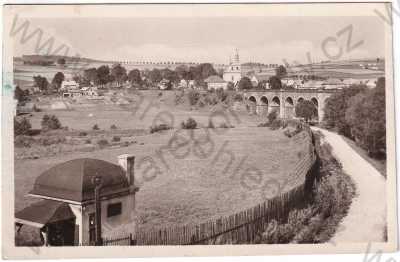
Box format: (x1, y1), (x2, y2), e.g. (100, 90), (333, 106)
(223, 49), (242, 85)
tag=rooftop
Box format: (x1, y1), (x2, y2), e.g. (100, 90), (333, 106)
(29, 158), (129, 203)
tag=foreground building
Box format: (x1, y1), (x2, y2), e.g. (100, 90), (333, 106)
(15, 155), (138, 246)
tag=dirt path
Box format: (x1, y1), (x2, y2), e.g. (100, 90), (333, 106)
(312, 127), (386, 243)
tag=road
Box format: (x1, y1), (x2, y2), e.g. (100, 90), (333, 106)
(312, 127), (386, 243)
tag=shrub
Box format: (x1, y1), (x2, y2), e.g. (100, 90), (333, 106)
(216, 88), (228, 102)
(79, 131), (88, 136)
(97, 139), (109, 148)
(257, 122), (269, 127)
(92, 124), (100, 130)
(38, 136), (66, 146)
(85, 139), (91, 144)
(269, 119), (283, 130)
(219, 122), (234, 128)
(234, 93), (243, 102)
(14, 117), (32, 136)
(14, 136), (34, 148)
(283, 126), (303, 138)
(187, 89), (200, 106)
(112, 136), (121, 142)
(181, 118), (197, 129)
(150, 124), (172, 133)
(267, 110), (278, 123)
(110, 124), (117, 130)
(41, 115), (62, 131)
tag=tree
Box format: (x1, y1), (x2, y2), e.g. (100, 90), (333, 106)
(164, 69), (179, 83)
(238, 77), (253, 90)
(275, 65), (287, 78)
(52, 72), (65, 90)
(97, 65), (111, 86)
(127, 69), (142, 86)
(175, 65), (189, 80)
(41, 114), (62, 131)
(198, 63), (217, 80)
(149, 69), (162, 83)
(111, 64), (127, 86)
(14, 117), (31, 135)
(57, 58), (66, 65)
(323, 84), (366, 137)
(14, 86), (28, 103)
(83, 68), (98, 85)
(295, 100), (318, 122)
(33, 75), (49, 92)
(268, 76), (282, 89)
(345, 77), (385, 157)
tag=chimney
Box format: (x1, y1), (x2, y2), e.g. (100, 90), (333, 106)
(118, 154), (135, 188)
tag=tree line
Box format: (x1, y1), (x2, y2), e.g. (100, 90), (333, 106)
(323, 77), (386, 158)
(76, 63), (218, 89)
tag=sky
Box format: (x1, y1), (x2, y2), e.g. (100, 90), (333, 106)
(11, 16), (385, 64)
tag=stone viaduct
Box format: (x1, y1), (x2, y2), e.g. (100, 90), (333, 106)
(242, 89), (338, 122)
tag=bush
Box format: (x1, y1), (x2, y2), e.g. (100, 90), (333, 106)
(110, 124), (117, 130)
(283, 125), (303, 138)
(257, 122), (269, 127)
(92, 124), (100, 130)
(112, 136), (121, 142)
(234, 94), (243, 102)
(150, 124), (172, 133)
(187, 89), (200, 106)
(267, 110), (278, 123)
(41, 115), (62, 131)
(269, 119), (283, 130)
(219, 122), (234, 128)
(37, 136), (66, 146)
(85, 139), (91, 144)
(14, 136), (34, 148)
(181, 118), (197, 129)
(14, 117), (32, 136)
(97, 139), (109, 148)
(79, 131), (88, 136)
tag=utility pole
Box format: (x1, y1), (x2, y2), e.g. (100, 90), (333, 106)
(92, 176), (103, 246)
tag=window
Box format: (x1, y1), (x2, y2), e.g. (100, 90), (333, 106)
(107, 202), (122, 217)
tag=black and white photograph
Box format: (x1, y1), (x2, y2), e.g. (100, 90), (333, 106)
(1, 2), (398, 259)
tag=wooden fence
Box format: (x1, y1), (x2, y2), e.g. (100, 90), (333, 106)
(99, 128), (318, 246)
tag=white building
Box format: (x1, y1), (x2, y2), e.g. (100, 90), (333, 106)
(61, 80), (79, 91)
(204, 75), (228, 90)
(223, 49), (243, 85)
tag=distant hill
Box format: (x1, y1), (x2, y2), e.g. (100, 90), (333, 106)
(15, 55), (106, 65)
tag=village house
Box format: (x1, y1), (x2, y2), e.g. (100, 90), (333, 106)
(249, 74), (271, 89)
(15, 155), (139, 246)
(61, 80), (79, 91)
(204, 75), (228, 90)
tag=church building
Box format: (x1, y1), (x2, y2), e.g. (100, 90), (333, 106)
(223, 49), (243, 86)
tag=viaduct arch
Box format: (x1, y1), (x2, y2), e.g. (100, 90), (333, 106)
(243, 89), (337, 122)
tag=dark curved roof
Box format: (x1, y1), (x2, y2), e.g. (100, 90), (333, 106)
(30, 158), (129, 203)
